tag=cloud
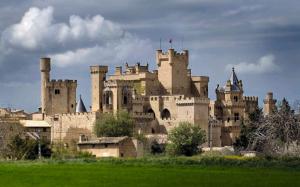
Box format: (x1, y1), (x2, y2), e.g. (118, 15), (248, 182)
(50, 35), (153, 67)
(1, 6), (153, 67)
(223, 5), (263, 17)
(226, 54), (280, 74)
(1, 6), (125, 52)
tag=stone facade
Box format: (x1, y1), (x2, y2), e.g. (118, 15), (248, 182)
(40, 58), (77, 115)
(30, 48), (277, 148)
(209, 68), (259, 146)
(77, 136), (143, 158)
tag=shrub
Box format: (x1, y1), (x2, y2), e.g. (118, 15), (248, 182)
(166, 122), (206, 156)
(94, 111), (134, 137)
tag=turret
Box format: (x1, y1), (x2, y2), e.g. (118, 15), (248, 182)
(156, 48), (190, 95)
(90, 65), (108, 112)
(263, 92), (277, 116)
(40, 57), (51, 114)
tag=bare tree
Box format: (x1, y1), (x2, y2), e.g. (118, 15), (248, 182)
(249, 98), (300, 156)
(0, 122), (25, 158)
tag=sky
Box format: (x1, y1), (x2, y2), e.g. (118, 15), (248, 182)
(0, 0), (299, 112)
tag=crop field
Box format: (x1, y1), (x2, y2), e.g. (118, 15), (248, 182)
(0, 158), (299, 187)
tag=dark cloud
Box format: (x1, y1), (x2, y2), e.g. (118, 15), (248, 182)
(0, 0), (299, 111)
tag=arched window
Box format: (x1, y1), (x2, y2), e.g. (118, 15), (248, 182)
(122, 87), (130, 106)
(103, 88), (113, 106)
(147, 108), (155, 118)
(161, 109), (171, 120)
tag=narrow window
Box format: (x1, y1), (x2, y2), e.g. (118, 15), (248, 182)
(55, 89), (60, 95)
(234, 113), (240, 122)
(234, 96), (238, 102)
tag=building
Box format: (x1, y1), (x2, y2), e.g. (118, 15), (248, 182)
(22, 48), (277, 149)
(77, 136), (143, 158)
(209, 68), (259, 146)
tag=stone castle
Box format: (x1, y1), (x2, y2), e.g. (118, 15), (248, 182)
(29, 48), (276, 148)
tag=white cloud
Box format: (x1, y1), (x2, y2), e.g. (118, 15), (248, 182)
(1, 6), (125, 51)
(50, 35), (153, 67)
(226, 54), (280, 74)
(1, 6), (153, 67)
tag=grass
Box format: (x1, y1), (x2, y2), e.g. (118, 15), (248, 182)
(0, 157), (299, 187)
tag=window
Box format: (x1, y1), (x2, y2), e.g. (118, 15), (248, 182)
(227, 117), (230, 122)
(120, 153), (124, 157)
(71, 104), (74, 108)
(54, 89), (60, 95)
(104, 144), (108, 148)
(234, 113), (240, 122)
(161, 109), (171, 120)
(151, 128), (155, 134)
(234, 96), (238, 102)
(43, 128), (47, 132)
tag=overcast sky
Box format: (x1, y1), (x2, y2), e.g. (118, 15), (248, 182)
(0, 0), (299, 112)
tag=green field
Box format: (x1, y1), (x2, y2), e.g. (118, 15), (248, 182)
(0, 159), (299, 187)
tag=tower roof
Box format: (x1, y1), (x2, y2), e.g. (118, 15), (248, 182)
(76, 95), (87, 113)
(230, 67), (239, 85)
(222, 67), (241, 92)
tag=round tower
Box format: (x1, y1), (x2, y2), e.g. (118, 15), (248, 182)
(40, 57), (51, 114)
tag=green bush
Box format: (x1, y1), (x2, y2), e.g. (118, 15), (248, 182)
(166, 122), (206, 156)
(94, 111), (134, 137)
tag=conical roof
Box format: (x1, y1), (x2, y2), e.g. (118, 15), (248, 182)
(76, 95), (87, 113)
(230, 67), (239, 86)
(223, 67), (241, 91)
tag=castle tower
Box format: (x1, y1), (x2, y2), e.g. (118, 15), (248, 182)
(156, 49), (190, 95)
(263, 92), (277, 116)
(40, 57), (51, 114)
(40, 58), (77, 115)
(90, 66), (108, 112)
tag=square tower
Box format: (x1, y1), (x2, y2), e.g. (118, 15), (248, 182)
(156, 49), (190, 95)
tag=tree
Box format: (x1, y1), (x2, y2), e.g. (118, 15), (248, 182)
(0, 122), (24, 158)
(94, 111), (134, 137)
(5, 134), (51, 160)
(233, 107), (263, 151)
(249, 98), (300, 156)
(166, 122), (206, 156)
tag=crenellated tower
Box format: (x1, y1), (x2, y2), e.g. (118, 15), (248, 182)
(90, 66), (108, 112)
(263, 92), (277, 116)
(156, 49), (190, 95)
(40, 58), (77, 115)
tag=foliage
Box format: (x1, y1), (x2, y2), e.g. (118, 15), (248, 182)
(248, 98), (300, 156)
(5, 134), (51, 160)
(94, 111), (134, 137)
(51, 142), (95, 160)
(150, 140), (165, 155)
(0, 122), (24, 158)
(166, 122), (206, 156)
(233, 107), (263, 152)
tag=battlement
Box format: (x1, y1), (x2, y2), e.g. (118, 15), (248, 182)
(47, 79), (77, 88)
(90, 65), (108, 74)
(40, 57), (51, 72)
(148, 95), (209, 105)
(243, 96), (258, 102)
(156, 48), (188, 66)
(104, 79), (134, 88)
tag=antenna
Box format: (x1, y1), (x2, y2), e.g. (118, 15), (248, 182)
(159, 38), (162, 50)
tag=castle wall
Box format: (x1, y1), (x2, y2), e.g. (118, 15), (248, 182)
(47, 112), (99, 146)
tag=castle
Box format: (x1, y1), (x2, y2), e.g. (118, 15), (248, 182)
(28, 48), (276, 148)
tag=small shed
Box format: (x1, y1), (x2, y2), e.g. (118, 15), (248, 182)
(77, 136), (143, 158)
